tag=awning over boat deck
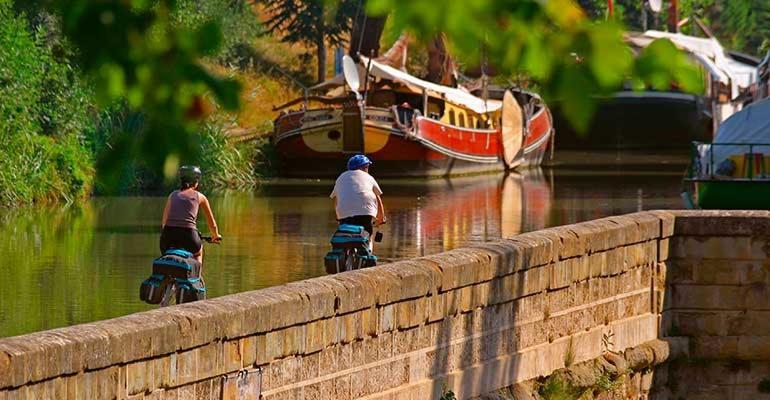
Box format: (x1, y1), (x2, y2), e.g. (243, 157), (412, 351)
(311, 57), (503, 115)
(705, 98), (770, 167)
(626, 30), (758, 93)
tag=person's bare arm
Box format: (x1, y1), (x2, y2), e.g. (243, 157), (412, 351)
(199, 194), (221, 241)
(161, 195), (171, 228)
(332, 197), (339, 219)
(375, 194), (386, 225)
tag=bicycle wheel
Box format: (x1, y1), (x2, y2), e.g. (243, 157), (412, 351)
(160, 281), (176, 307)
(344, 248), (355, 272)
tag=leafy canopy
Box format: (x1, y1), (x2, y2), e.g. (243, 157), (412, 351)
(54, 0), (243, 191)
(368, 0), (704, 131)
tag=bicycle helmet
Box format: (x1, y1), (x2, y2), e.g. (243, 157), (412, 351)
(179, 165), (202, 187)
(347, 155), (372, 170)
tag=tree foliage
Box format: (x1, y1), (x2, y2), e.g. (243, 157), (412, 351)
(53, 0), (244, 191)
(0, 0), (93, 205)
(580, 0), (770, 55)
(260, 0), (359, 82)
(368, 0), (704, 131)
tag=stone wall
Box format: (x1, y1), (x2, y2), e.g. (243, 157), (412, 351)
(659, 210), (770, 400)
(1, 210), (766, 400)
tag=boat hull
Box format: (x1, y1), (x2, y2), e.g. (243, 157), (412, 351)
(552, 91), (711, 150)
(696, 180), (770, 209)
(273, 104), (553, 178)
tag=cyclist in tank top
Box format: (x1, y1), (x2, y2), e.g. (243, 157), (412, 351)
(160, 165), (221, 264)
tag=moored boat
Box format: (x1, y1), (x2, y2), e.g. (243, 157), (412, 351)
(683, 98), (770, 209)
(554, 30), (759, 150)
(271, 55), (554, 178)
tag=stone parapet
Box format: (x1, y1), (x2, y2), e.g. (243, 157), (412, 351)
(3, 210), (769, 399)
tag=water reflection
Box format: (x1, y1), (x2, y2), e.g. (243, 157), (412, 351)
(0, 168), (683, 337)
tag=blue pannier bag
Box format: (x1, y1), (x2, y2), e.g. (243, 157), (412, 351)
(152, 249), (200, 279)
(139, 273), (167, 304)
(175, 277), (206, 303)
(140, 249), (204, 305)
(324, 225), (377, 274)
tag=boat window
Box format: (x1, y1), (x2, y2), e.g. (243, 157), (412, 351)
(459, 113), (466, 128)
(449, 110), (456, 125)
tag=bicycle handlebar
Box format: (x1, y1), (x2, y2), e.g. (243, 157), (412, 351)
(201, 236), (222, 244)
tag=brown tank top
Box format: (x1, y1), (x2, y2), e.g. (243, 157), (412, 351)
(166, 190), (199, 229)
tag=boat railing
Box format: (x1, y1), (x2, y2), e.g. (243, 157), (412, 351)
(687, 141), (770, 181)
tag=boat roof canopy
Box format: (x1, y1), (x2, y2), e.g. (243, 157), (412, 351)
(626, 31), (758, 95)
(706, 98), (770, 166)
(312, 56), (503, 114)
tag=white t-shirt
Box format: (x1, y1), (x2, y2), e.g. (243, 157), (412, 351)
(330, 170), (383, 219)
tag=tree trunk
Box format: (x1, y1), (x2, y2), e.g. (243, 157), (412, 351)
(316, 36), (327, 83)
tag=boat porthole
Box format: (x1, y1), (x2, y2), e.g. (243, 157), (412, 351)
(328, 130), (341, 141)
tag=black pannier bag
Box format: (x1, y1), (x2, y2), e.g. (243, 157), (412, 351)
(175, 277), (206, 303)
(139, 274), (168, 304)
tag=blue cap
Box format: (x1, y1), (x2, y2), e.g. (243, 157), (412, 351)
(347, 155), (372, 170)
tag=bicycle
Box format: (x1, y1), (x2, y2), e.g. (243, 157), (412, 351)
(139, 236), (219, 307)
(325, 221), (383, 274)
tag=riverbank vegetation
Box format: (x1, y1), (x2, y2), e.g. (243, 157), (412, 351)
(1, 0), (763, 208)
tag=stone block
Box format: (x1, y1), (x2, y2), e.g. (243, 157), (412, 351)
(536, 225), (581, 260)
(282, 325), (306, 356)
(333, 374), (352, 400)
(471, 241), (518, 277)
(572, 219), (620, 253)
(338, 312), (363, 344)
(624, 241), (658, 270)
(658, 238), (671, 262)
(265, 329), (284, 363)
(171, 349), (197, 387)
(397, 298), (426, 329)
(424, 249), (487, 291)
(671, 284), (746, 310)
(672, 236), (763, 261)
(254, 334), (268, 366)
(506, 230), (559, 269)
(223, 339), (243, 373)
(691, 336), (739, 359)
(241, 336), (256, 368)
(672, 311), (725, 337)
(304, 320), (325, 354)
(649, 210), (676, 237)
(605, 248), (625, 276)
(671, 210), (770, 236)
(625, 211), (664, 242)
(126, 360), (154, 395)
(194, 342), (220, 380)
(426, 294), (446, 323)
(551, 260), (573, 290)
(238, 289), (306, 335)
(606, 215), (644, 245)
(284, 280), (337, 320)
(378, 304), (396, 334)
(737, 336), (770, 360)
(330, 270), (380, 312)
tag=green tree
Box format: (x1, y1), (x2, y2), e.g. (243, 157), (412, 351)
(368, 0), (703, 132)
(53, 0), (243, 191)
(261, 0), (359, 82)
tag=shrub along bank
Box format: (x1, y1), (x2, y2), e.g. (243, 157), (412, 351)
(0, 0), (265, 207)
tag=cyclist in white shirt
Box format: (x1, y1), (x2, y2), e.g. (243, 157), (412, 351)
(330, 155), (386, 241)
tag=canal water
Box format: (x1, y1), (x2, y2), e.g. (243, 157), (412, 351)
(0, 158), (687, 337)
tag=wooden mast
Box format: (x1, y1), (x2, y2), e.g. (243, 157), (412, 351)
(668, 0), (679, 32)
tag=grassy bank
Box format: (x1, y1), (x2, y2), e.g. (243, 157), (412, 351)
(0, 0), (304, 206)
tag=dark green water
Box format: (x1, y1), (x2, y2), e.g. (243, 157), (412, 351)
(0, 167), (684, 337)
